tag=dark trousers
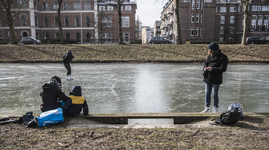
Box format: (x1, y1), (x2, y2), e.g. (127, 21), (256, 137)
(64, 63), (71, 76)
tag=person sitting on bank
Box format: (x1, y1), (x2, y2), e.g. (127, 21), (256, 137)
(62, 85), (89, 117)
(40, 76), (69, 112)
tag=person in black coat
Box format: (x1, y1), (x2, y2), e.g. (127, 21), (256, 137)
(62, 85), (89, 117)
(201, 42), (228, 113)
(62, 49), (74, 80)
(40, 76), (69, 112)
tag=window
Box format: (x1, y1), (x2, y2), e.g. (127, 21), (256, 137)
(219, 37), (223, 42)
(192, 0), (195, 9)
(182, 0), (190, 2)
(191, 27), (194, 36)
(86, 33), (91, 42)
(262, 6), (269, 11)
(264, 15), (269, 29)
(220, 7), (227, 12)
(35, 16), (38, 27)
(65, 17), (70, 27)
(230, 7), (236, 12)
(34, 1), (37, 9)
(45, 17), (49, 27)
(123, 33), (130, 43)
(200, 27), (202, 36)
(107, 6), (113, 11)
(220, 26), (224, 34)
(196, 0), (200, 9)
(220, 16), (225, 24)
(258, 15), (263, 28)
(216, 7), (218, 12)
(200, 14), (202, 23)
(66, 33), (70, 40)
(75, 17), (80, 27)
(76, 33), (80, 42)
(84, 2), (91, 10)
(191, 13), (194, 23)
(102, 33), (112, 43)
(99, 6), (105, 11)
(21, 14), (27, 26)
(201, 1), (203, 9)
(196, 13), (199, 23)
(204, 0), (212, 2)
(43, 2), (45, 10)
(46, 3), (49, 10)
(252, 6), (261, 11)
(125, 5), (131, 11)
(54, 17), (58, 27)
(77, 2), (80, 10)
(229, 26), (234, 34)
(53, 3), (56, 10)
(195, 27), (199, 36)
(74, 2), (77, 10)
(85, 16), (90, 27)
(19, 0), (26, 8)
(122, 16), (130, 27)
(230, 16), (235, 24)
(102, 17), (112, 27)
(238, 6), (240, 12)
(45, 33), (50, 39)
(64, 3), (70, 10)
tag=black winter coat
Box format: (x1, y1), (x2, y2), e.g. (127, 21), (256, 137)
(62, 86), (89, 117)
(203, 50), (228, 84)
(62, 52), (74, 63)
(40, 82), (69, 112)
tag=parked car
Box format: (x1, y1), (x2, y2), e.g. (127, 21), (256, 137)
(148, 37), (172, 44)
(246, 37), (269, 44)
(20, 37), (41, 44)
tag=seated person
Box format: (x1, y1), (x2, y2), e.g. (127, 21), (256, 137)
(62, 86), (89, 117)
(40, 76), (69, 112)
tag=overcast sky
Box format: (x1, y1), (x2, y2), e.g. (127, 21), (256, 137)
(135, 0), (166, 28)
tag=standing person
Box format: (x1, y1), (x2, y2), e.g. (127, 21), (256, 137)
(62, 85), (89, 117)
(62, 49), (74, 80)
(201, 42), (228, 113)
(40, 76), (69, 112)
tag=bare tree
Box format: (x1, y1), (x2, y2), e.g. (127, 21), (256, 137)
(0, 0), (29, 44)
(241, 0), (252, 45)
(105, 0), (125, 44)
(56, 0), (64, 44)
(174, 0), (182, 44)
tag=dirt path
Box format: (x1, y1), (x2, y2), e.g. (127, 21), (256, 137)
(1, 115), (268, 149)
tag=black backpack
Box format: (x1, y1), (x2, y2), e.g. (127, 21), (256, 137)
(212, 108), (241, 126)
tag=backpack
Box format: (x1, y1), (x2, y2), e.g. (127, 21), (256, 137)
(62, 53), (67, 60)
(212, 108), (241, 126)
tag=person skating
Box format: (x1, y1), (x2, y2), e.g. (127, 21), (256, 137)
(40, 76), (69, 112)
(201, 42), (228, 113)
(62, 49), (74, 80)
(62, 85), (89, 117)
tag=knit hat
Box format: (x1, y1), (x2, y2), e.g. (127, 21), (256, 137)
(50, 76), (61, 84)
(68, 49), (73, 53)
(208, 42), (219, 51)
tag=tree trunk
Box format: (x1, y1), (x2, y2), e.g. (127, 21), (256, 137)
(241, 2), (249, 45)
(7, 13), (17, 44)
(57, 0), (65, 44)
(175, 0), (182, 44)
(117, 2), (123, 44)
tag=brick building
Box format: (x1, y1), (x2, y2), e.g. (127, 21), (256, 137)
(160, 0), (269, 43)
(0, 0), (137, 44)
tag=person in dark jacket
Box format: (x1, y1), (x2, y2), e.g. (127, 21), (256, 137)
(62, 85), (89, 117)
(201, 42), (228, 113)
(40, 76), (69, 112)
(62, 49), (74, 80)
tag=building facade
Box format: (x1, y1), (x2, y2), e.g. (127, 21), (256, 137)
(154, 20), (161, 37)
(0, 0), (137, 44)
(160, 0), (269, 43)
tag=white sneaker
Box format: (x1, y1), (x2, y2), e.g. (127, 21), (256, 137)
(201, 107), (210, 113)
(212, 107), (218, 113)
(69, 76), (74, 80)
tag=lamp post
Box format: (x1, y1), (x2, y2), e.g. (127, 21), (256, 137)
(80, 0), (83, 44)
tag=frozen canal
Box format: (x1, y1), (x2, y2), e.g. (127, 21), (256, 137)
(0, 63), (269, 114)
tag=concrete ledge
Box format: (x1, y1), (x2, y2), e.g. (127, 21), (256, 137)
(1, 113), (268, 125)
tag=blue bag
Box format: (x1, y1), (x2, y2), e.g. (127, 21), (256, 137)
(37, 107), (64, 127)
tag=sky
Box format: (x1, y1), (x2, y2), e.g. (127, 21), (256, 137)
(135, 0), (166, 28)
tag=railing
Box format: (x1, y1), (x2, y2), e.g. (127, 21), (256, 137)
(216, 0), (239, 4)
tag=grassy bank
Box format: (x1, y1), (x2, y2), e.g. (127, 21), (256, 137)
(0, 44), (269, 63)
